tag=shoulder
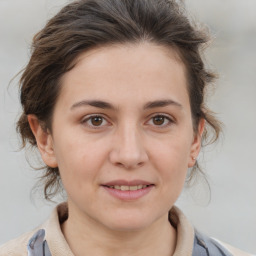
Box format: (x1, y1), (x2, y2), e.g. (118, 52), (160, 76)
(194, 231), (255, 256)
(0, 230), (36, 256)
(0, 203), (68, 256)
(212, 238), (255, 256)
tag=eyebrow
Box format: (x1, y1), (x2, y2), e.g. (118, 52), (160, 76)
(143, 99), (182, 110)
(70, 99), (182, 111)
(71, 100), (115, 110)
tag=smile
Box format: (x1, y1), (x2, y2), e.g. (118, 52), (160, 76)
(106, 185), (150, 191)
(102, 181), (154, 200)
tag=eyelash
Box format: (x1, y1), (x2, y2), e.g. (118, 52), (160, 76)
(81, 114), (174, 129)
(81, 115), (110, 129)
(146, 114), (174, 128)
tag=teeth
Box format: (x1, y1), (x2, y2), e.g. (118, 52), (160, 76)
(121, 185), (129, 191)
(108, 185), (149, 191)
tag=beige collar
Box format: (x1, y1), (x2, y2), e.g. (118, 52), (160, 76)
(169, 206), (194, 256)
(45, 203), (74, 256)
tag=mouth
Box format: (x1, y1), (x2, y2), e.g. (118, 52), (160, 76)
(101, 180), (154, 200)
(103, 184), (152, 191)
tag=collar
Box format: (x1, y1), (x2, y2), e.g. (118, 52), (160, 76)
(41, 203), (195, 256)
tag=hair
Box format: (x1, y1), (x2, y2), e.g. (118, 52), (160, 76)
(17, 0), (221, 200)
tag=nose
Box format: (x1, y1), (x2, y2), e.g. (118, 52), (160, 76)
(109, 124), (149, 169)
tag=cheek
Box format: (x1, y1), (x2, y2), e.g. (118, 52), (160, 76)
(150, 135), (192, 184)
(52, 135), (103, 189)
(151, 133), (192, 166)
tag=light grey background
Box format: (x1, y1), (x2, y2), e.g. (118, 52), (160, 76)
(0, 0), (255, 253)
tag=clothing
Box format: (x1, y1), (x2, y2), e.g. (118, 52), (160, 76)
(0, 203), (254, 256)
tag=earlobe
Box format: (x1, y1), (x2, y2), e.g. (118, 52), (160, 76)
(188, 118), (205, 168)
(27, 115), (58, 168)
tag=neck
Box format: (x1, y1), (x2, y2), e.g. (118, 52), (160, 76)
(62, 206), (176, 256)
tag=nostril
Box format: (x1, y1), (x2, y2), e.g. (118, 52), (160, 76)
(114, 160), (144, 169)
(108, 142), (149, 169)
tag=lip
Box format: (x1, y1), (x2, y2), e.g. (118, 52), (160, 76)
(103, 179), (153, 186)
(101, 180), (154, 201)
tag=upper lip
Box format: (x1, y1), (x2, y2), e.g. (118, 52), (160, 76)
(103, 180), (153, 186)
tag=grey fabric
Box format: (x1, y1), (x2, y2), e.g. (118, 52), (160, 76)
(27, 230), (52, 256)
(193, 230), (233, 256)
(43, 241), (51, 256)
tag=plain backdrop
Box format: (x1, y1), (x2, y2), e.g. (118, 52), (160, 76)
(0, 0), (255, 253)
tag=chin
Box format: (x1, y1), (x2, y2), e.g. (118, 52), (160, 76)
(100, 209), (160, 232)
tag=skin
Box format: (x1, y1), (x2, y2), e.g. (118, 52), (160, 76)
(28, 43), (204, 256)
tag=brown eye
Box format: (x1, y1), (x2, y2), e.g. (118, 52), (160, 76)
(147, 114), (173, 128)
(82, 115), (109, 129)
(90, 116), (103, 126)
(152, 115), (165, 125)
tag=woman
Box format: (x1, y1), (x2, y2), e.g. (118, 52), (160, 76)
(0, 0), (254, 255)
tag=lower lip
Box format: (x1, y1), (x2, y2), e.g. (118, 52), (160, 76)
(102, 185), (154, 200)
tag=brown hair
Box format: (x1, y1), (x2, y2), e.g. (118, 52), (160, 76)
(17, 0), (221, 200)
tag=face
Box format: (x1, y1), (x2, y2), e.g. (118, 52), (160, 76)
(31, 43), (203, 232)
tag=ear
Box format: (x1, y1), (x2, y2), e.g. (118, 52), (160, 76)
(188, 118), (205, 168)
(27, 115), (58, 168)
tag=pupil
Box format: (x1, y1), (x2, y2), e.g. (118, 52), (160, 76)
(92, 116), (103, 126)
(153, 116), (164, 125)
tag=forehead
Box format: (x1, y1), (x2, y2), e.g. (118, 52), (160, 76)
(58, 43), (189, 108)
(71, 43), (185, 76)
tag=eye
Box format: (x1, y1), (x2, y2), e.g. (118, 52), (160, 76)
(147, 114), (174, 127)
(81, 115), (109, 128)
